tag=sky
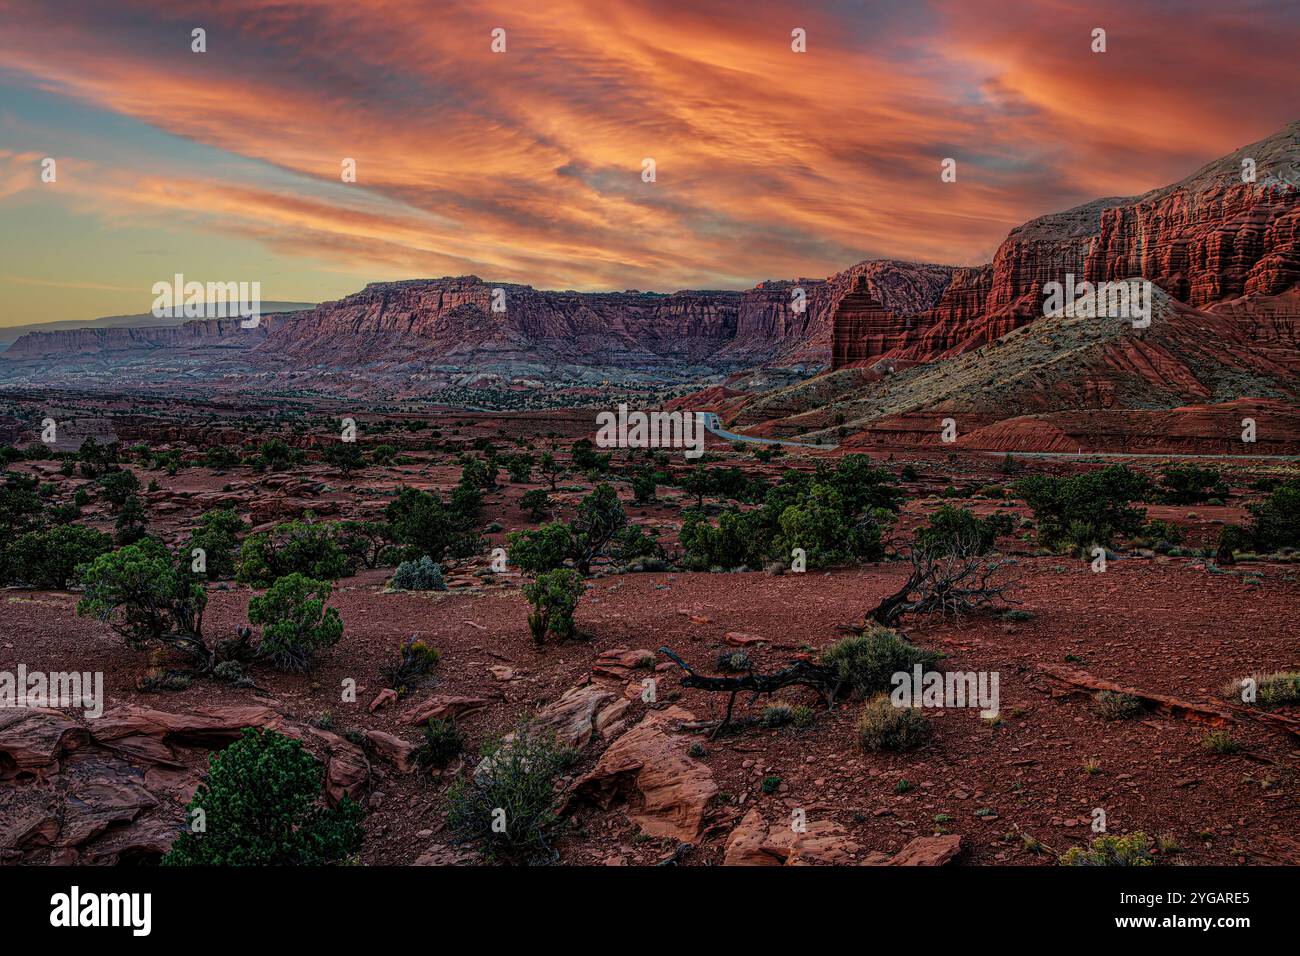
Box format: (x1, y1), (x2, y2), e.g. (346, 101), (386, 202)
(1, 0), (1297, 328)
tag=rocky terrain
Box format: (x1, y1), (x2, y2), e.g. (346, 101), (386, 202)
(0, 395), (1297, 867)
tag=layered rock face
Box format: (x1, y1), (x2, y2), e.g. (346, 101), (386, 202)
(2, 318), (271, 360)
(832, 121), (1300, 370)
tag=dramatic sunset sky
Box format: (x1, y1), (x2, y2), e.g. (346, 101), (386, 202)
(1, 0), (1297, 327)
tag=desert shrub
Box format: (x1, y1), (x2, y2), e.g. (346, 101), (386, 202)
(371, 444), (397, 466)
(97, 469), (140, 511)
(611, 523), (665, 565)
(381, 636), (440, 697)
(716, 650), (752, 673)
(820, 627), (938, 699)
(1155, 465), (1227, 505)
(113, 495), (149, 545)
(774, 484), (887, 567)
(248, 573), (343, 671)
(570, 438), (609, 473)
(538, 451), (564, 490)
(1092, 691), (1144, 720)
(632, 469), (657, 503)
(76, 539), (208, 653)
(445, 732), (577, 862)
(416, 718), (465, 769)
(458, 455), (497, 490)
(257, 438), (301, 471)
(760, 704), (794, 728)
(385, 487), (479, 563)
(1060, 832), (1154, 867)
(523, 568), (583, 643)
(203, 445), (240, 470)
(185, 508), (247, 580)
(900, 463), (919, 482)
(1202, 731), (1239, 754)
(162, 728), (363, 866)
(237, 519), (350, 586)
(1138, 519), (1184, 547)
(520, 488), (550, 521)
(914, 504), (1013, 556)
(334, 519), (392, 570)
(1215, 523), (1252, 564)
(569, 483), (626, 573)
(679, 507), (768, 570)
(857, 695), (931, 752)
(1247, 480), (1300, 551)
(391, 556), (447, 591)
(0, 473), (44, 542)
(1014, 466), (1149, 553)
(1229, 671), (1300, 708)
(507, 521), (573, 574)
(323, 442), (365, 476)
(6, 524), (113, 589)
(1255, 672), (1300, 708)
(504, 453), (533, 483)
(681, 459), (899, 571)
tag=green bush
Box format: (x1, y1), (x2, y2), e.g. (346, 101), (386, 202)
(237, 519), (351, 586)
(382, 636), (440, 697)
(857, 695), (931, 751)
(248, 573), (343, 671)
(163, 728), (363, 865)
(506, 521), (573, 574)
(323, 442), (365, 476)
(1138, 519), (1184, 547)
(1060, 832), (1155, 867)
(185, 508), (246, 580)
(820, 627), (938, 699)
(774, 484), (886, 567)
(1155, 465), (1227, 505)
(523, 568), (583, 643)
(203, 445), (240, 470)
(1247, 481), (1300, 551)
(611, 523), (664, 565)
(416, 718), (465, 769)
(334, 519), (392, 570)
(97, 469), (140, 511)
(504, 453), (533, 483)
(1215, 523), (1252, 564)
(384, 487), (478, 563)
(6, 524), (113, 588)
(391, 556), (447, 591)
(76, 539), (207, 650)
(1014, 466), (1149, 553)
(1092, 691), (1143, 720)
(114, 495), (149, 545)
(679, 507), (768, 570)
(915, 505), (1012, 556)
(520, 488), (550, 521)
(632, 469), (657, 503)
(446, 732), (577, 862)
(569, 483), (626, 573)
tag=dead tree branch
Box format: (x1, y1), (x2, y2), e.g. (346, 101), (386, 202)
(657, 646), (840, 738)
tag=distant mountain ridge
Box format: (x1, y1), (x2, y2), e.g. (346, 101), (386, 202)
(2, 121), (1297, 404)
(0, 302), (316, 349)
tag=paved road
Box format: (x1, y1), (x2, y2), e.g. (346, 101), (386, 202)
(983, 450), (1300, 462)
(702, 412), (834, 449)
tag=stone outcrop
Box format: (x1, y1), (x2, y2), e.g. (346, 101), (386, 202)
(722, 808), (963, 866)
(0, 704), (372, 864)
(563, 706), (717, 841)
(831, 121), (1300, 371)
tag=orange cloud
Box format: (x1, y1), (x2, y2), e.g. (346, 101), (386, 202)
(1, 0), (1295, 294)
